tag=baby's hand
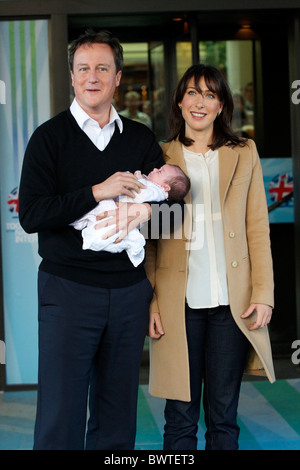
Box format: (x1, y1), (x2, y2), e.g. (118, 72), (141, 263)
(134, 170), (143, 179)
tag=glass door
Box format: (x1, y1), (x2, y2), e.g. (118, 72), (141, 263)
(113, 42), (152, 130)
(199, 40), (256, 139)
(148, 41), (167, 142)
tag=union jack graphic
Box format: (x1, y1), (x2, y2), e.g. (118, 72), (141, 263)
(268, 173), (293, 204)
(7, 186), (19, 214)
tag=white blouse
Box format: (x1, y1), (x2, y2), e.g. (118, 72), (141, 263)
(183, 145), (229, 308)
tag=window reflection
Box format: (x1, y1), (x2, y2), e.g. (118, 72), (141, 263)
(199, 40), (255, 139)
(176, 42), (192, 81)
(114, 43), (152, 129)
(149, 43), (166, 141)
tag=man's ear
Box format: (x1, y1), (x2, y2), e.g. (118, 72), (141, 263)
(116, 70), (122, 87)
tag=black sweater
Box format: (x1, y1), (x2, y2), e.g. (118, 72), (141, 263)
(19, 109), (164, 288)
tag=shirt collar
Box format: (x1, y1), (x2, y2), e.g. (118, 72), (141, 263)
(70, 98), (123, 133)
(182, 144), (217, 160)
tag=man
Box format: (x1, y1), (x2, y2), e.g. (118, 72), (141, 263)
(119, 90), (152, 128)
(18, 29), (164, 450)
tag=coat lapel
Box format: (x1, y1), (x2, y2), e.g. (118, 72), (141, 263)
(218, 145), (239, 206)
(164, 140), (239, 207)
(164, 140), (186, 168)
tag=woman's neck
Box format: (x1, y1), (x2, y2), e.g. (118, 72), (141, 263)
(186, 129), (213, 155)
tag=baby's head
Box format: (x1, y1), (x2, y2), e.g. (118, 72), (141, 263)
(147, 164), (190, 201)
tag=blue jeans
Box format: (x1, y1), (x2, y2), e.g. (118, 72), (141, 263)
(163, 304), (249, 450)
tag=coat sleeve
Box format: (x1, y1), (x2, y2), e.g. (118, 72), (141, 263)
(246, 141), (274, 307)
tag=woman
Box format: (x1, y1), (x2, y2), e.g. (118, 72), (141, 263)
(146, 64), (275, 450)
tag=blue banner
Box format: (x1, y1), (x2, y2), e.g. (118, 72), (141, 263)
(261, 158), (294, 223)
(0, 20), (50, 385)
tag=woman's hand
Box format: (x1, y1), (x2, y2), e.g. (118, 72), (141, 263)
(149, 312), (164, 339)
(241, 303), (273, 330)
(95, 201), (152, 243)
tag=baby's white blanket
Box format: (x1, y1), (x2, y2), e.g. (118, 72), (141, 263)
(72, 177), (167, 266)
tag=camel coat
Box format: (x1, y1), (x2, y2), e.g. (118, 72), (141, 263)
(145, 138), (275, 402)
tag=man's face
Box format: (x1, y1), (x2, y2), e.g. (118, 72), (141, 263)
(70, 43), (122, 118)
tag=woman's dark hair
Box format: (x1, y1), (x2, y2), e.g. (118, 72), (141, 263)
(68, 29), (123, 73)
(167, 64), (247, 149)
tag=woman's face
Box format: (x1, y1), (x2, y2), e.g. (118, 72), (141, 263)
(178, 76), (223, 138)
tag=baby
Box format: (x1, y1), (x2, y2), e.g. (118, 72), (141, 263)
(72, 164), (190, 266)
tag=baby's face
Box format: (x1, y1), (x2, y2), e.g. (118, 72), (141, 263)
(147, 164), (177, 189)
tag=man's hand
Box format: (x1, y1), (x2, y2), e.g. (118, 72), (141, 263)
(241, 303), (273, 330)
(95, 201), (152, 243)
(149, 312), (164, 339)
(92, 171), (145, 202)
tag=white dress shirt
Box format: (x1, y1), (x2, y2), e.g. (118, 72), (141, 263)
(183, 145), (229, 308)
(70, 98), (123, 151)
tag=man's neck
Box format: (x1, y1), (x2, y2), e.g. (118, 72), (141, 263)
(76, 99), (112, 128)
(87, 108), (111, 129)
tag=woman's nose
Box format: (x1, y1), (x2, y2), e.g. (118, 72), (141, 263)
(195, 94), (205, 107)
